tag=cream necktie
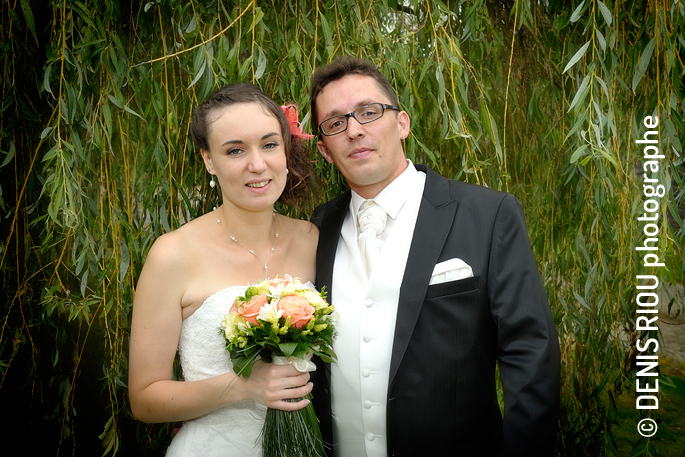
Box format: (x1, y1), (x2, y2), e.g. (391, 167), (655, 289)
(357, 200), (387, 277)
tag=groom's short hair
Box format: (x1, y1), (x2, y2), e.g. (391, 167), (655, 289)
(310, 56), (399, 131)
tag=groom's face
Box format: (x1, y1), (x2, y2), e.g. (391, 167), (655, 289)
(315, 74), (410, 199)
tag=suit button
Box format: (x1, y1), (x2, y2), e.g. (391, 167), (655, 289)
(363, 335), (372, 343)
(363, 400), (372, 409)
(366, 433), (375, 442)
(362, 369), (370, 377)
(365, 300), (374, 308)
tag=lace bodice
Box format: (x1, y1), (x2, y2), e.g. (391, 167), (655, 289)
(177, 285), (266, 425)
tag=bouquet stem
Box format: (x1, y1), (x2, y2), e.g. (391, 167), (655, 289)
(261, 394), (325, 457)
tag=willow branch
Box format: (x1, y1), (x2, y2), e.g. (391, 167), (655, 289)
(131, 1), (253, 68)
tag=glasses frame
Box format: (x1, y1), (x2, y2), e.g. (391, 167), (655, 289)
(318, 103), (399, 136)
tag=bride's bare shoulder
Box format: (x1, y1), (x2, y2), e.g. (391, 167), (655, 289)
(279, 215), (318, 246)
(143, 213), (214, 269)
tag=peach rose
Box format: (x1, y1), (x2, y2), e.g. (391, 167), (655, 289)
(232, 294), (268, 326)
(269, 277), (292, 288)
(277, 295), (315, 329)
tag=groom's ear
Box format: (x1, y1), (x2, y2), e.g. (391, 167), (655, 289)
(317, 141), (334, 165)
(398, 110), (410, 140)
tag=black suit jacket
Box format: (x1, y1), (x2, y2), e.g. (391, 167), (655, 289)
(310, 164), (560, 456)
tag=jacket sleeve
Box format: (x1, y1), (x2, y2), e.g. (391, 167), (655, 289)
(487, 194), (560, 456)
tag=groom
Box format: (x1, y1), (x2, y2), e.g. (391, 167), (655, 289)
(309, 56), (560, 457)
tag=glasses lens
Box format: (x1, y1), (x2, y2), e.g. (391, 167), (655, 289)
(322, 116), (347, 135)
(354, 104), (383, 123)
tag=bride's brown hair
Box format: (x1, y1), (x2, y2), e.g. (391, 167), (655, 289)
(190, 82), (312, 206)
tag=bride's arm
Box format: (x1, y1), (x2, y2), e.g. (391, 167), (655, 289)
(128, 232), (312, 424)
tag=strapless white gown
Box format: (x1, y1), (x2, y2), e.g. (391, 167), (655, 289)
(166, 285), (267, 457)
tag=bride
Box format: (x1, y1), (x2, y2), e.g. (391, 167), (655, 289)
(128, 83), (318, 456)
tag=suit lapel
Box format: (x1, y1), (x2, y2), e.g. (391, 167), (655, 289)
(314, 191), (351, 307)
(389, 165), (458, 385)
(312, 192), (350, 387)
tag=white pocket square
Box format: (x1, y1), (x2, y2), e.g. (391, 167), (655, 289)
(429, 258), (473, 285)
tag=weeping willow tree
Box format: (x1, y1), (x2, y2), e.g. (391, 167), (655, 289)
(1, 0), (683, 455)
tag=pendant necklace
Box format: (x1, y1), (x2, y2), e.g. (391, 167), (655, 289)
(214, 208), (278, 279)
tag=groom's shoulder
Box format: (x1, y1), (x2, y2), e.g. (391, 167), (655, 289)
(448, 177), (507, 202)
(421, 164), (509, 205)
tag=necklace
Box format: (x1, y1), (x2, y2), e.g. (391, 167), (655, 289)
(214, 208), (278, 279)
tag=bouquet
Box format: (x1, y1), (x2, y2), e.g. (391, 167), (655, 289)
(220, 275), (338, 457)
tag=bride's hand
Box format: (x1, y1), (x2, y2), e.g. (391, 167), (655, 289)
(244, 359), (313, 411)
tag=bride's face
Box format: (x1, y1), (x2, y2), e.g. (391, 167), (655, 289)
(202, 102), (287, 213)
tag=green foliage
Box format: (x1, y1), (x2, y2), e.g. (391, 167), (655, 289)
(1, 0), (683, 455)
(621, 370), (684, 454)
(263, 393), (325, 457)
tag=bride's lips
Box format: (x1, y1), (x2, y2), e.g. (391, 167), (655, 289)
(245, 179), (272, 193)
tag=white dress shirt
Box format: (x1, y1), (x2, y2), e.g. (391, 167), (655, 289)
(330, 160), (426, 457)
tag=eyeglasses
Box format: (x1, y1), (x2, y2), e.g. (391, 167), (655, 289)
(318, 103), (399, 136)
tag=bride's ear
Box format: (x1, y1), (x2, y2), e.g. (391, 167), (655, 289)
(201, 149), (214, 174)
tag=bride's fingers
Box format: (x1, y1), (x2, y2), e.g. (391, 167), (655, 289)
(261, 379), (313, 406)
(282, 381), (313, 399)
(276, 397), (311, 412)
(265, 364), (310, 388)
(282, 370), (311, 387)
(272, 384), (314, 411)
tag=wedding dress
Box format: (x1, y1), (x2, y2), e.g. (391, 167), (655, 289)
(165, 285), (267, 457)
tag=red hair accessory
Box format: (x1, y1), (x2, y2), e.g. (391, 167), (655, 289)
(280, 104), (314, 139)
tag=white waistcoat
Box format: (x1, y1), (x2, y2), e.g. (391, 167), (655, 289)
(330, 164), (426, 457)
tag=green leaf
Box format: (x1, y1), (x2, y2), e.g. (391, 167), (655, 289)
(595, 75), (609, 101)
(320, 12), (333, 46)
(565, 109), (589, 141)
(414, 136), (438, 167)
(573, 290), (591, 310)
(435, 66), (445, 106)
(20, 0), (38, 45)
(107, 93), (123, 109)
(568, 73), (591, 112)
(123, 104), (144, 120)
(40, 126), (54, 139)
(596, 29), (606, 53)
(185, 16), (197, 34)
(278, 342), (298, 357)
(43, 63), (54, 98)
(42, 144), (60, 163)
(563, 40), (590, 74)
(313, 345), (337, 364)
(118, 241), (130, 282)
(238, 56), (252, 80)
(1, 141), (15, 168)
(315, 353), (336, 364)
(80, 269), (89, 297)
(570, 1), (585, 23)
(598, 147), (618, 167)
(597, 1), (612, 26)
(231, 353), (255, 378)
(188, 60), (206, 88)
(664, 118), (683, 153)
(255, 47), (267, 80)
(570, 143), (589, 163)
(490, 115), (503, 163)
(632, 37), (656, 92)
